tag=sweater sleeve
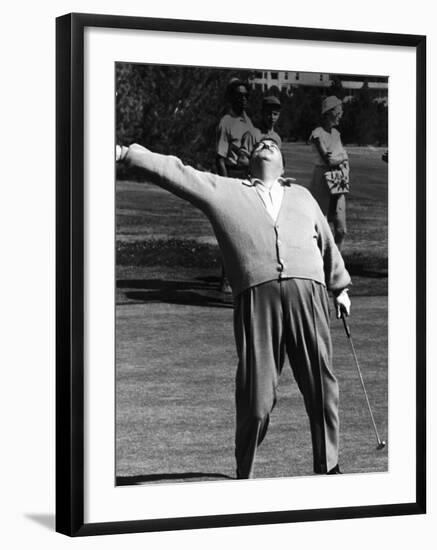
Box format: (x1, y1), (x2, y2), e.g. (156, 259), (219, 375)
(315, 202), (351, 293)
(124, 143), (219, 210)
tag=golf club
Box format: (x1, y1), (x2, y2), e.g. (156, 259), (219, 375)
(340, 311), (386, 451)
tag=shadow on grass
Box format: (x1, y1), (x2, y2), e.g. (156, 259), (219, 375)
(116, 472), (233, 485)
(118, 276), (218, 290)
(119, 278), (234, 309)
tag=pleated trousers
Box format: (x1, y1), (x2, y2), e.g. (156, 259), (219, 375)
(233, 277), (339, 478)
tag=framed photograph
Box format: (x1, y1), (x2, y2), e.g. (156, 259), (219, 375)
(56, 13), (426, 536)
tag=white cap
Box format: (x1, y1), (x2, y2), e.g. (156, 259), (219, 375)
(321, 96), (342, 114)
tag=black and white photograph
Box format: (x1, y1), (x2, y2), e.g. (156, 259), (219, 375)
(1, 0), (433, 547)
(53, 12), (425, 538)
(115, 64), (389, 484)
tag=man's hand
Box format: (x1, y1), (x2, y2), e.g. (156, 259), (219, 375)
(116, 145), (129, 163)
(237, 149), (250, 167)
(334, 289), (351, 319)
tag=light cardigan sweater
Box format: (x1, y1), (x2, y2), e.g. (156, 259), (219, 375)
(124, 144), (351, 297)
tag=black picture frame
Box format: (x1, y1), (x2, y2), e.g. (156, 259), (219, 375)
(56, 12), (426, 537)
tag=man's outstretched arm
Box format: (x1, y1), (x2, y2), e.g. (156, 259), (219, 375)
(116, 143), (219, 209)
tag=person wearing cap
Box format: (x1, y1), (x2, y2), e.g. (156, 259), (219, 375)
(309, 95), (349, 251)
(116, 138), (351, 479)
(216, 79), (255, 179)
(239, 95), (282, 165)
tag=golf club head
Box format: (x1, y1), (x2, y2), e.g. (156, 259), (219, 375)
(376, 440), (386, 450)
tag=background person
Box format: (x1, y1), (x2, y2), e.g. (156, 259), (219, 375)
(116, 139), (351, 479)
(215, 78), (255, 179)
(239, 95), (282, 165)
(308, 95), (349, 251)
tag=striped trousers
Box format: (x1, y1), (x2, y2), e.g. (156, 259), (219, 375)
(233, 278), (339, 478)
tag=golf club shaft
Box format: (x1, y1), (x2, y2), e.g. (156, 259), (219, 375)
(341, 313), (383, 446)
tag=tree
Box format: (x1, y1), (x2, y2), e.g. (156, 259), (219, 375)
(116, 64), (252, 169)
(353, 82), (378, 145)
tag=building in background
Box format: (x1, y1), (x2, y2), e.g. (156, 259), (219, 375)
(248, 71), (388, 104)
(249, 70), (332, 93)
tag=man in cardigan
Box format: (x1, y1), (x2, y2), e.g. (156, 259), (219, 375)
(116, 139), (351, 478)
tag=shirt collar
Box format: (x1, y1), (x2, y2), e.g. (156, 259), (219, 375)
(248, 177), (292, 188)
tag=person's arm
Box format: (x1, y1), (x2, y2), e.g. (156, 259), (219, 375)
(216, 155), (228, 177)
(117, 143), (218, 209)
(216, 118), (229, 176)
(237, 130), (256, 168)
(331, 130), (349, 166)
(314, 200), (352, 313)
(313, 137), (348, 168)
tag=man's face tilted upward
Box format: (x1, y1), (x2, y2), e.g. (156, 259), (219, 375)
(249, 139), (284, 180)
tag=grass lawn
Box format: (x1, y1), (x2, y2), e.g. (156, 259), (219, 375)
(115, 142), (388, 482)
(116, 295), (387, 482)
